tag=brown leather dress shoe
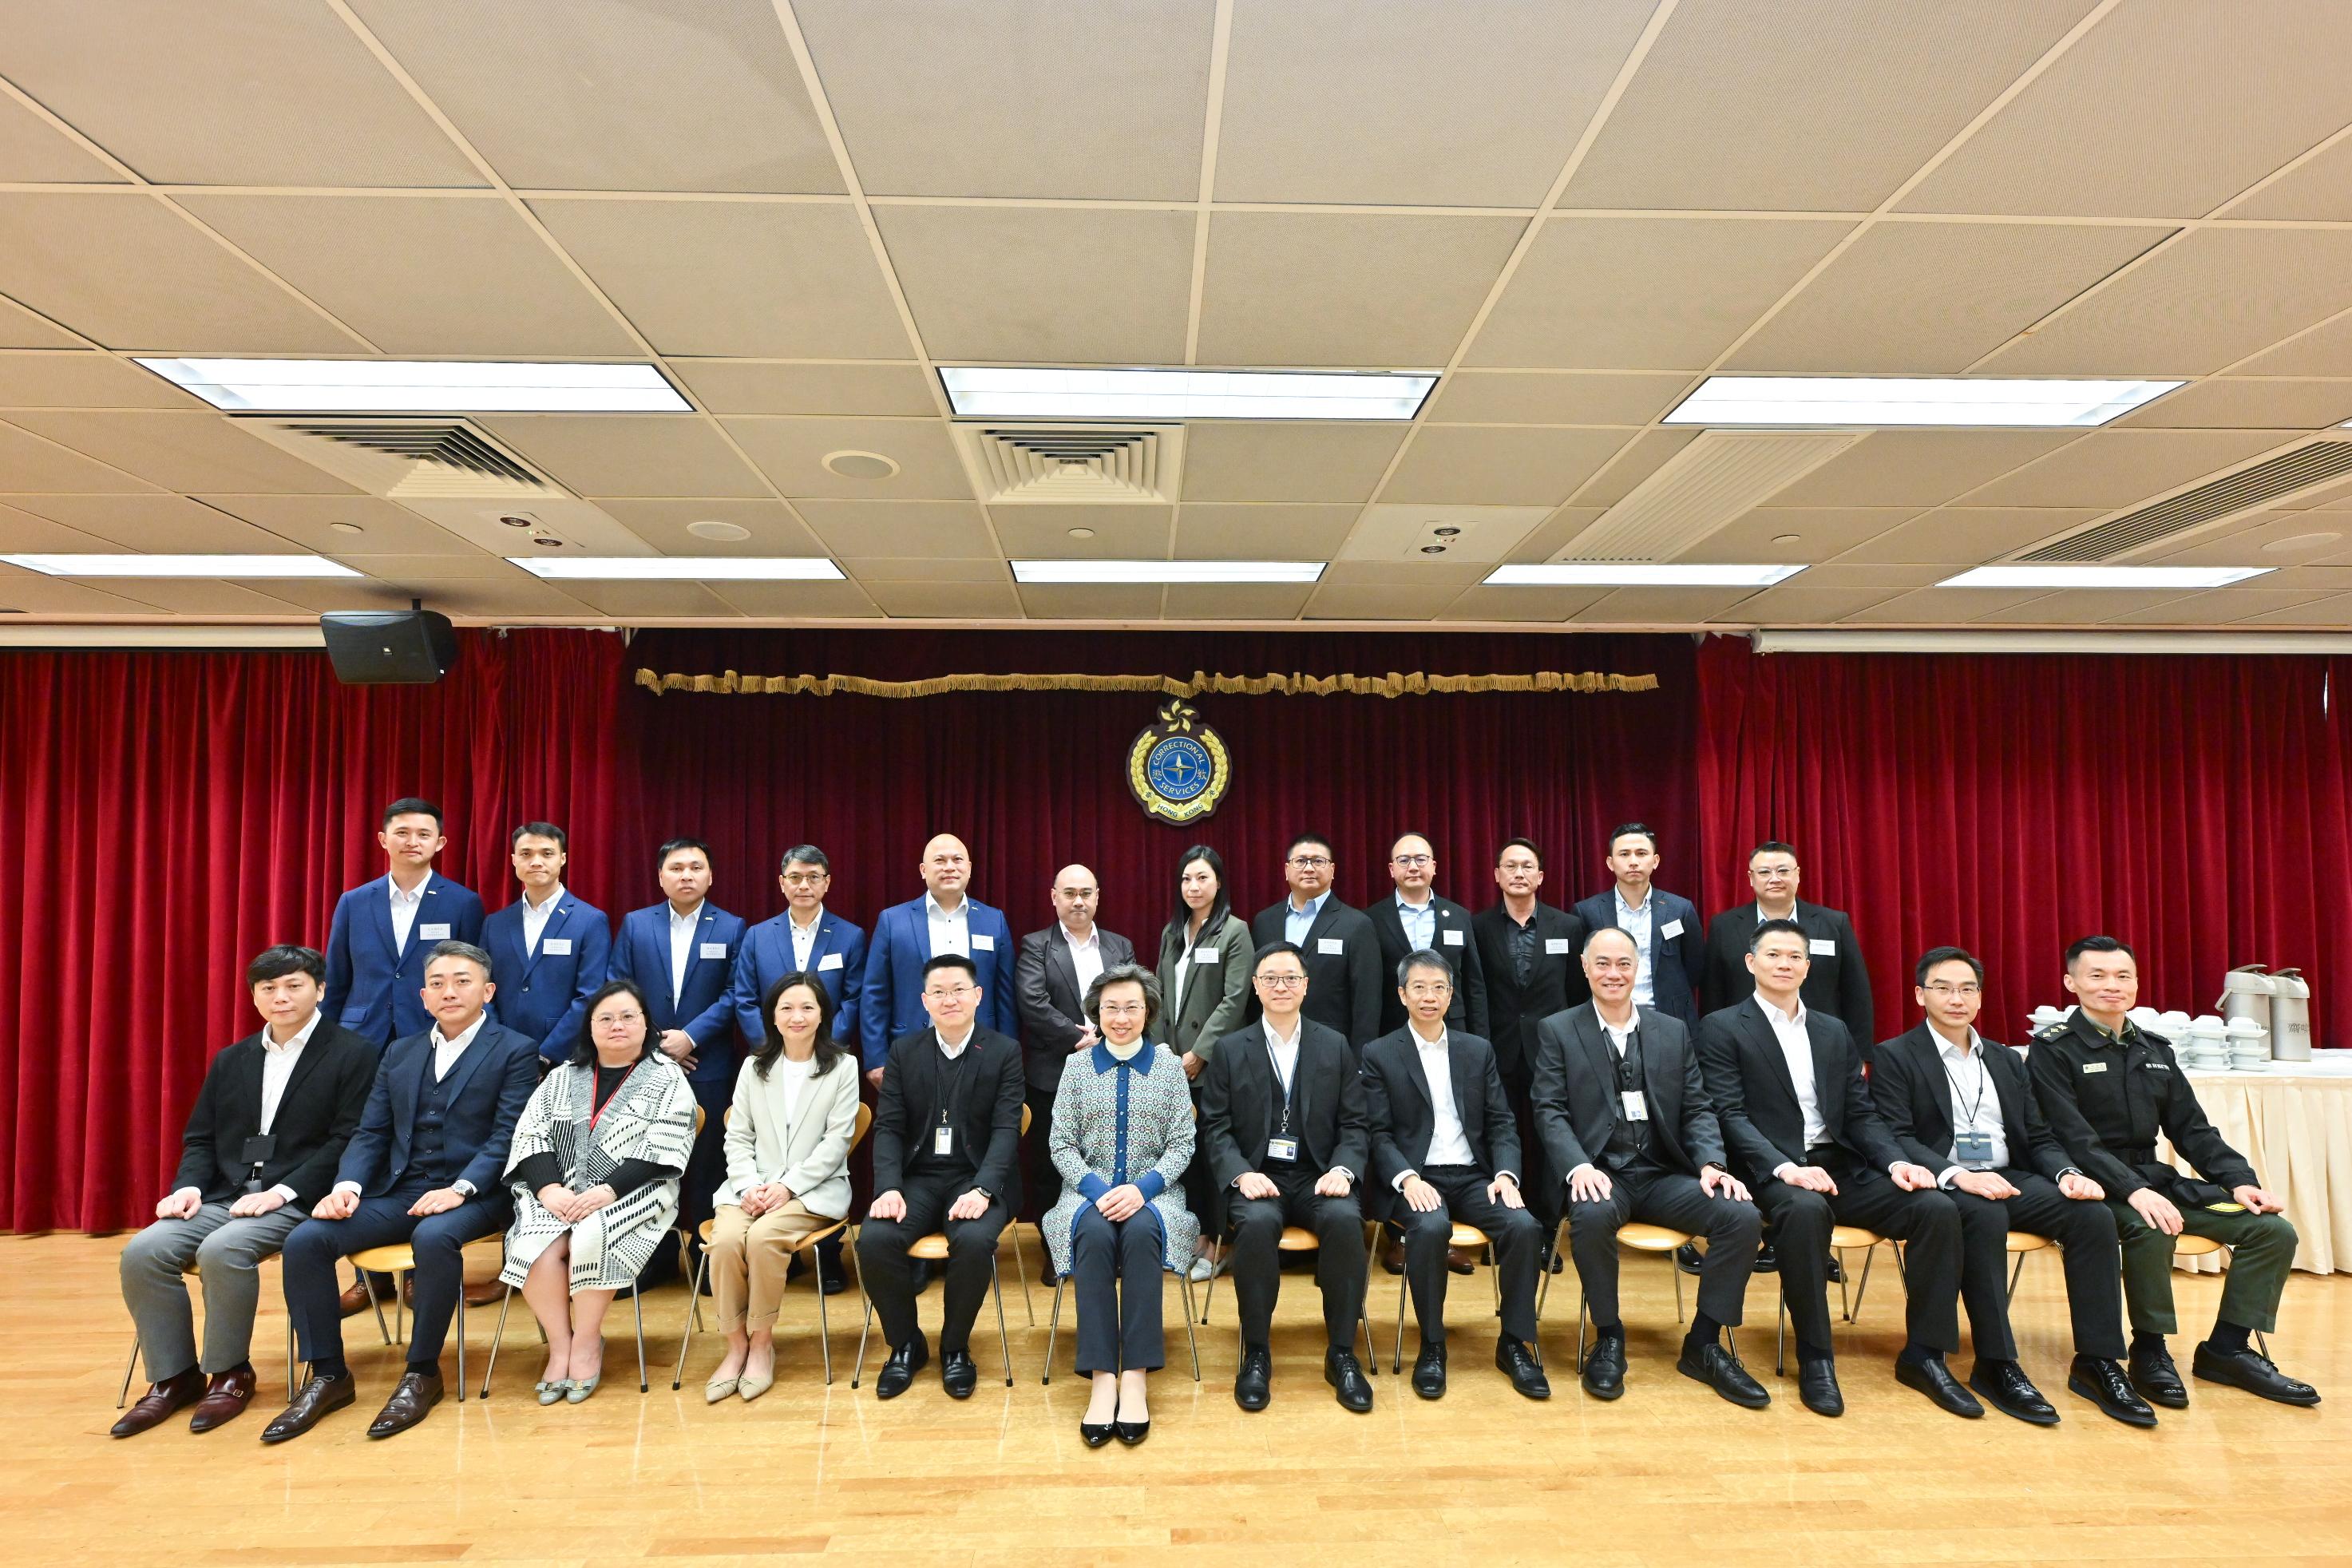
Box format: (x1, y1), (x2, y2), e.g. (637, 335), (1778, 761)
(110, 1367), (205, 1438)
(186, 1364), (259, 1432)
(366, 1369), (444, 1439)
(463, 1278), (506, 1309)
(259, 1372), (356, 1443)
(1446, 1246), (1476, 1276)
(338, 1280), (374, 1317)
(1381, 1238), (1406, 1275)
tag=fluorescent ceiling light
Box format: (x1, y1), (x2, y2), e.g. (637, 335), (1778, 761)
(941, 367), (1435, 422)
(1483, 563), (1804, 587)
(133, 358), (691, 413)
(509, 556), (844, 580)
(2, 552), (359, 578)
(1010, 559), (1325, 584)
(1665, 376), (2181, 428)
(1937, 565), (2271, 589)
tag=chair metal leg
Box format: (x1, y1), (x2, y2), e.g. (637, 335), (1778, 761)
(118, 1335), (141, 1408)
(2259, 1330), (2273, 1359)
(1835, 1248), (1854, 1322)
(1576, 1293), (1588, 1372)
(1178, 1272), (1201, 1382)
(287, 1317), (297, 1396)
(1392, 1248), (1409, 1374)
(480, 1284), (516, 1400)
(1489, 1242), (1501, 1314)
(1041, 1275), (1067, 1384)
(1673, 1260), (1686, 1323)
(632, 1285), (648, 1394)
(1776, 1293), (1787, 1376)
(671, 1249), (710, 1390)
(850, 1292), (875, 1390)
(1536, 1220), (1565, 1320)
(814, 1254), (837, 1384)
(991, 1257), (1014, 1387)
(1009, 1227), (1035, 1326)
(361, 1266), (394, 1347)
(1848, 1245), (1876, 1322)
(2007, 1252), (2026, 1306)
(455, 1288), (466, 1403)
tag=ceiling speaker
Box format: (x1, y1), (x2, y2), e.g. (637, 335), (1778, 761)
(320, 605), (458, 685)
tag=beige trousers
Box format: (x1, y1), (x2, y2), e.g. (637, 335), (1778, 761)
(708, 1199), (831, 1332)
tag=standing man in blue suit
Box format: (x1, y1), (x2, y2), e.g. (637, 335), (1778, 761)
(727, 843), (866, 1049)
(481, 822), (611, 1069)
(611, 837), (745, 1269)
(860, 833), (1016, 1079)
(1573, 823), (1703, 1027)
(322, 798), (486, 1051)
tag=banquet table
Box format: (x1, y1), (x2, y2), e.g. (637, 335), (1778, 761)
(2172, 1055), (2352, 1274)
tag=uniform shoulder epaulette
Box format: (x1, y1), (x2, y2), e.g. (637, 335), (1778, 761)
(2030, 1020), (2071, 1045)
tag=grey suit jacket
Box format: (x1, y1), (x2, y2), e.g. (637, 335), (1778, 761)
(1528, 1002), (1724, 1186)
(1154, 910), (1254, 1059)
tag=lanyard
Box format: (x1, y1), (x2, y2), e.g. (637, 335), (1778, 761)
(1938, 1048), (1989, 1128)
(1265, 1034), (1301, 1134)
(936, 1039), (976, 1126)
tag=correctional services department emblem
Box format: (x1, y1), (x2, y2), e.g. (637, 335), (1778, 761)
(1127, 699), (1230, 824)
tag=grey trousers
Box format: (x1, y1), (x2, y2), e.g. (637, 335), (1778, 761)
(120, 1204), (304, 1382)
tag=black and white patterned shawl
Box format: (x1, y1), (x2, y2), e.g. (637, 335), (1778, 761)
(499, 1055), (697, 1290)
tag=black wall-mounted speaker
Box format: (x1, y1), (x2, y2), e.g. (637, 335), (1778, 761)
(319, 607), (458, 685)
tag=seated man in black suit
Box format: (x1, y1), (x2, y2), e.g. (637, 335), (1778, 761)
(264, 940), (539, 1442)
(1362, 948), (1548, 1401)
(1530, 926), (1767, 1408)
(857, 953), (1025, 1401)
(113, 944), (377, 1438)
(1197, 940), (1374, 1414)
(1695, 920), (1969, 1420)
(1871, 946), (2149, 1427)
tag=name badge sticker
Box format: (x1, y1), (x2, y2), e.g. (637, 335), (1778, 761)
(818, 952), (845, 971)
(1544, 937), (1571, 955)
(419, 923), (451, 940)
(1660, 918), (1685, 940)
(699, 942), (728, 960)
(972, 933), (996, 952)
(2082, 1061), (2108, 1074)
(932, 1125), (955, 1158)
(1441, 929), (1464, 947)
(1810, 937), (1836, 956)
(1194, 948), (1220, 964)
(1317, 936), (1345, 956)
(543, 937), (574, 956)
(1621, 1090), (1649, 1122)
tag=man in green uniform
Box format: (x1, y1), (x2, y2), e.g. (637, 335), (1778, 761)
(2029, 935), (2317, 1408)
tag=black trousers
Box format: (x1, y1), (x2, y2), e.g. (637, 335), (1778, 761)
(1226, 1170), (1365, 1351)
(1566, 1162), (1761, 1328)
(1755, 1162), (1962, 1358)
(1501, 1060), (1560, 1253)
(1024, 1083), (1060, 1229)
(1951, 1170), (2126, 1360)
(853, 1173), (1008, 1355)
(1071, 1204), (1166, 1374)
(283, 1181), (509, 1371)
(1398, 1166), (1542, 1346)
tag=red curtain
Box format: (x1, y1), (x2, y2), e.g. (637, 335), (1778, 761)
(1695, 636), (2352, 1051)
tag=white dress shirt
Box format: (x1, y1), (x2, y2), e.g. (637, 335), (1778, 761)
(1599, 1011), (1638, 1058)
(388, 874), (426, 956)
(667, 899), (703, 1005)
(258, 1009), (323, 1134)
(1062, 922), (1104, 1003)
(1934, 1028), (2009, 1182)
(1614, 886), (1657, 1006)
(1395, 1028), (1483, 1186)
(1758, 993), (1827, 1176)
(1263, 1014), (1303, 1091)
(790, 905), (825, 970)
(936, 1020), (976, 1059)
(521, 884), (565, 956)
(335, 1012), (489, 1198)
(925, 893), (972, 958)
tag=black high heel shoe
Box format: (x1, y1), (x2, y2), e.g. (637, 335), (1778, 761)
(1079, 1416), (1115, 1447)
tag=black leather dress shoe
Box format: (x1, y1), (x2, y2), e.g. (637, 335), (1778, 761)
(1326, 1347), (1372, 1412)
(1079, 1416), (1115, 1447)
(366, 1369), (443, 1439)
(1968, 1360), (2058, 1425)
(2067, 1354), (2158, 1427)
(1752, 1244), (1778, 1275)
(2193, 1341), (2321, 1407)
(1412, 1343), (1447, 1400)
(2128, 1340), (2188, 1408)
(1896, 1353), (1984, 1418)
(1581, 1330), (1626, 1400)
(259, 1372), (355, 1443)
(111, 1367), (205, 1438)
(1674, 1242), (1704, 1277)
(940, 1348), (977, 1400)
(1677, 1340), (1770, 1408)
(875, 1336), (929, 1400)
(1234, 1346), (1273, 1411)
(1797, 1359), (1843, 1417)
(1497, 1335), (1550, 1400)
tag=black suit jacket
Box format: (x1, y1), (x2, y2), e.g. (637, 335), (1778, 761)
(1529, 1003), (1724, 1185)
(1695, 997), (1904, 1186)
(870, 1025), (1026, 1207)
(1012, 924), (1136, 1091)
(1360, 1026), (1520, 1190)
(1197, 1018), (1368, 1190)
(1868, 1023), (2069, 1182)
(171, 1020), (378, 1205)
(1699, 900), (1874, 1030)
(1471, 900), (1588, 1079)
(1249, 896), (1382, 1048)
(1366, 893), (1489, 1039)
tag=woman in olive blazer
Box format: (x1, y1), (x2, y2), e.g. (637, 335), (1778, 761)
(1153, 845), (1253, 1276)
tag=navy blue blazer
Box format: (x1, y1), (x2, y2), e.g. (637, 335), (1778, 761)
(726, 908), (866, 1051)
(1570, 887), (1704, 1025)
(321, 872), (486, 1048)
(610, 901), (747, 1086)
(858, 897), (1016, 1071)
(481, 891), (612, 1065)
(334, 1017), (539, 1198)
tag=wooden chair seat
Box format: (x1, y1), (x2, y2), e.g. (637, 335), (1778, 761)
(1617, 1222), (1693, 1252)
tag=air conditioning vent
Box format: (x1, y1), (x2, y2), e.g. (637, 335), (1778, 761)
(233, 417), (566, 501)
(952, 424), (1182, 505)
(2018, 437), (2352, 561)
(1557, 430), (1864, 562)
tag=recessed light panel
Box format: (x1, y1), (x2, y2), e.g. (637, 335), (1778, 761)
(942, 367), (1434, 422)
(1665, 376), (2181, 428)
(1937, 564), (2271, 588)
(134, 358), (691, 413)
(509, 557), (844, 580)
(1010, 559), (1325, 584)
(2, 552), (360, 578)
(1483, 563), (1804, 587)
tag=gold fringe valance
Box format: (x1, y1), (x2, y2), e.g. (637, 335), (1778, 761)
(633, 667), (1657, 699)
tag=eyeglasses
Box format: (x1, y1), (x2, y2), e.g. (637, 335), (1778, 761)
(592, 1012), (644, 1028)
(1099, 1001), (1149, 1018)
(781, 872), (828, 886)
(1390, 854), (1433, 868)
(1255, 973), (1307, 988)
(1749, 865), (1797, 878)
(1923, 981), (1983, 997)
(1403, 981), (1453, 998)
(1288, 855), (1333, 869)
(923, 984), (976, 1001)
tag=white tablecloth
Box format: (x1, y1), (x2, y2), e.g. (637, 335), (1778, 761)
(2173, 1056), (2352, 1274)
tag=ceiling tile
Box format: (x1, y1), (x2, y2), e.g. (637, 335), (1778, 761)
(6, 410), (354, 494)
(1842, 585), (2057, 623)
(1899, 0), (2352, 218)
(2224, 133), (2352, 222)
(841, 556), (1007, 584)
(196, 494), (481, 555)
(0, 501), (113, 552)
(1303, 584), (1449, 620)
(668, 361), (936, 417)
(1467, 216), (1851, 369)
(866, 578), (1023, 618)
(0, 420), (157, 493)
(1728, 222), (2170, 373)
(2148, 512), (2350, 568)
(589, 497), (823, 556)
(1724, 583), (1906, 623)
(1214, 0), (1653, 206)
(1195, 212), (1526, 367)
(1503, 507), (1604, 562)
(1016, 583), (1161, 619)
(1, 0), (484, 186)
(1423, 372), (1693, 427)
(721, 416), (971, 500)
(1978, 228), (2352, 376)
(1962, 429), (2300, 509)
(791, 499), (995, 557)
(0, 494), (276, 548)
(80, 578), (314, 616)
(181, 196), (636, 358)
(1970, 588), (2217, 624)
(1679, 508), (1918, 564)
(1443, 583), (1614, 622)
(1383, 426), (1629, 507)
(877, 206), (1195, 364)
(481, 416), (769, 497)
(1172, 502), (1360, 560)
(0, 194), (358, 354)
(988, 505), (1170, 557)
(2230, 592), (2352, 626)
(350, 0), (843, 194)
(2232, 312), (2352, 378)
(2117, 379), (2352, 430)
(1320, 561), (1491, 589)
(1163, 582), (1314, 620)
(394, 577), (599, 618)
(1566, 430), (1701, 507)
(794, 0), (1215, 200)
(1570, 584), (1760, 623)
(0, 94), (125, 183)
(0, 564), (171, 614)
(1833, 507), (2099, 564)
(1179, 424), (1405, 504)
(0, 295), (81, 350)
(231, 575), (436, 614)
(1768, 430), (2078, 508)
(1787, 562), (1965, 589)
(711, 578), (883, 618)
(0, 352), (202, 409)
(325, 552), (525, 583)
(1564, 0), (2099, 211)
(533, 198), (909, 358)
(554, 581), (746, 619)
(2105, 586), (2345, 626)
